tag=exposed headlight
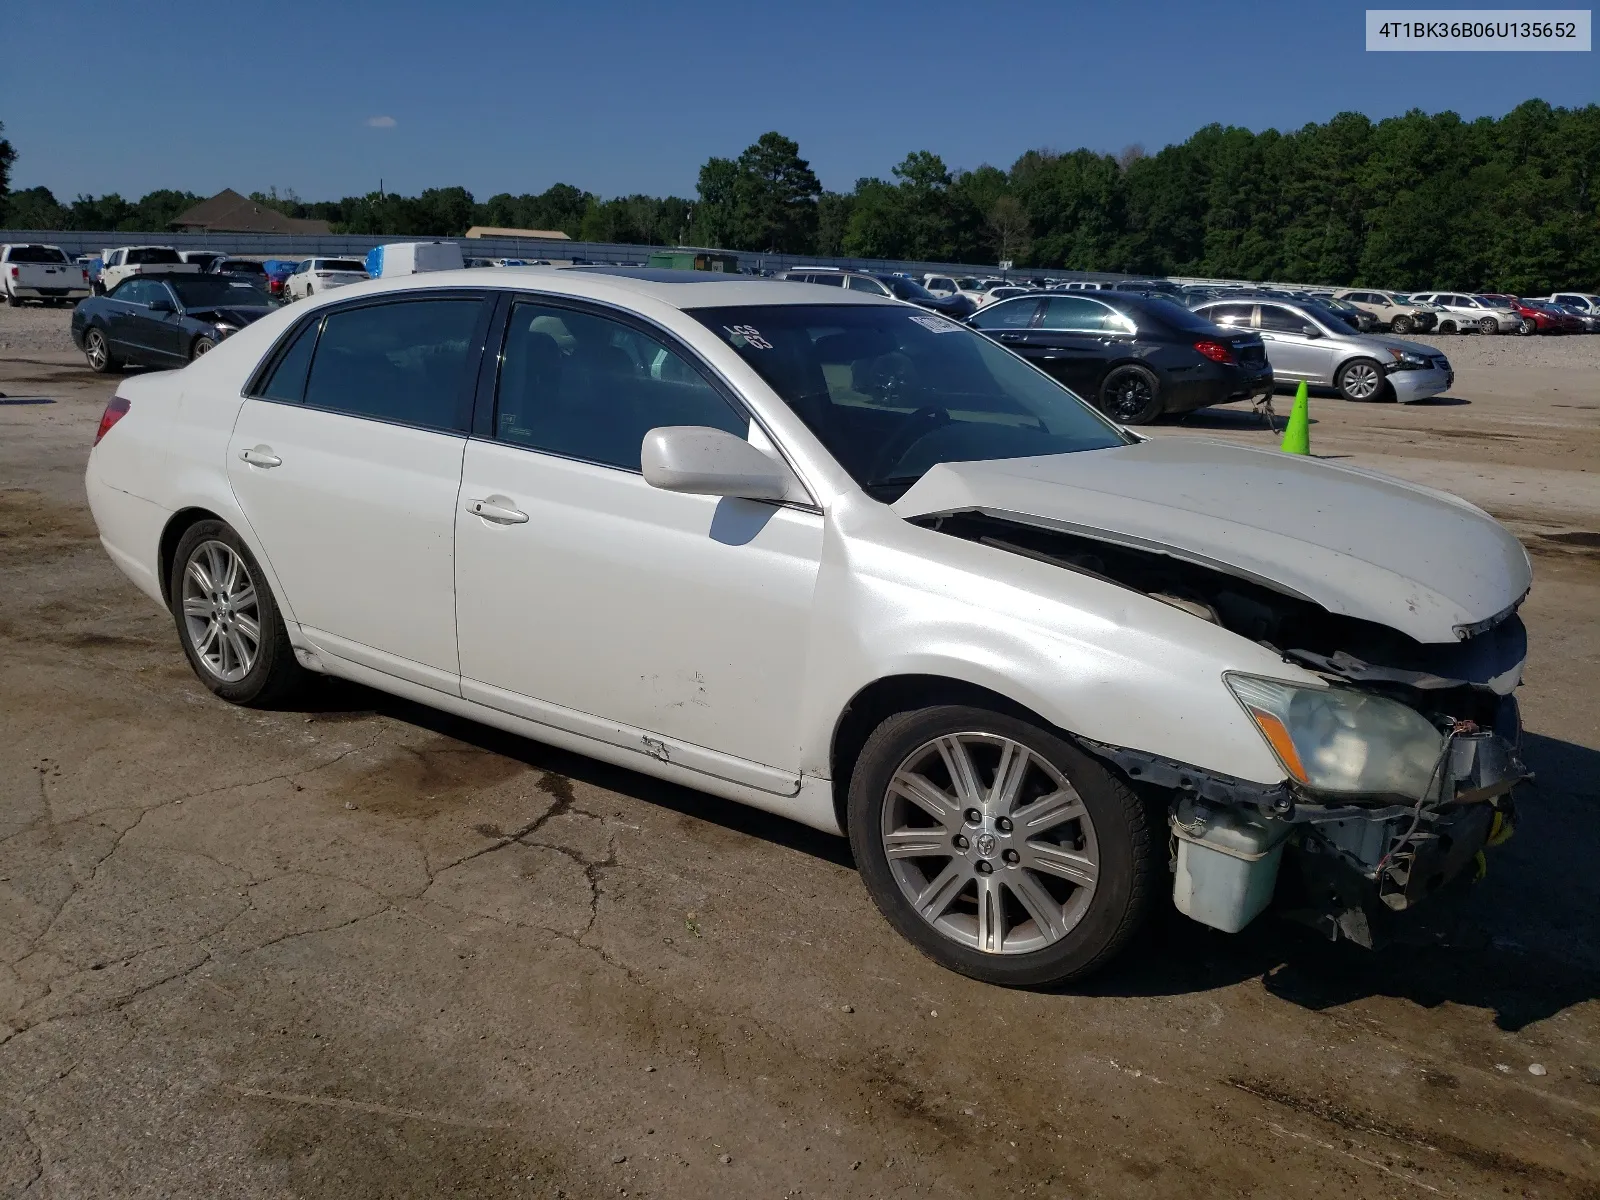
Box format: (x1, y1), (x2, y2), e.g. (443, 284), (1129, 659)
(1386, 349), (1430, 371)
(214, 323), (237, 336)
(1225, 674), (1444, 799)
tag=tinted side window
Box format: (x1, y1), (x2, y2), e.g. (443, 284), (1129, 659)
(804, 273), (843, 287)
(847, 276), (889, 295)
(115, 279), (155, 305)
(302, 298), (481, 431)
(1258, 305), (1308, 333)
(258, 319), (321, 403)
(1040, 296), (1112, 331)
(970, 298), (1040, 329)
(494, 301), (747, 471)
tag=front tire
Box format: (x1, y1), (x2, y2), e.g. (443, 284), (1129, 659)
(1336, 356), (1386, 402)
(1390, 314), (1413, 334)
(848, 705), (1157, 986)
(169, 520), (305, 706)
(1517, 318), (1537, 336)
(1479, 316), (1499, 335)
(1098, 363), (1163, 425)
(83, 327), (121, 374)
(190, 335), (217, 360)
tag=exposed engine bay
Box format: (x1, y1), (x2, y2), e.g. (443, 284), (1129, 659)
(916, 508), (1531, 945)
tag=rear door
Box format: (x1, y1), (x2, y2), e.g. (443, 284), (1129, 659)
(226, 292), (492, 691)
(1030, 295), (1127, 393)
(1256, 304), (1339, 383)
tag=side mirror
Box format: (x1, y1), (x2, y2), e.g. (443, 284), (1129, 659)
(148, 295), (175, 313)
(641, 426), (797, 502)
(1299, 324), (1322, 338)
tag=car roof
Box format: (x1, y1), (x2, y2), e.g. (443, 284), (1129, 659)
(308, 265), (899, 310)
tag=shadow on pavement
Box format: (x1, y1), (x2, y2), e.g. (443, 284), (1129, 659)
(289, 677), (1598, 1030)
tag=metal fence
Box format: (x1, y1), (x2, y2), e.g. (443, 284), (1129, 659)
(0, 228), (1142, 285)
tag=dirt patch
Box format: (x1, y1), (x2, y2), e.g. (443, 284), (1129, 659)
(330, 737), (532, 820)
(0, 488), (101, 555)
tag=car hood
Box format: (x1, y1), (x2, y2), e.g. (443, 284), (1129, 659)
(185, 306), (273, 327)
(891, 438), (1531, 644)
(1360, 333), (1446, 357)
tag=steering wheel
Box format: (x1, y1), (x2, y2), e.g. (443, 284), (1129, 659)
(867, 405), (952, 482)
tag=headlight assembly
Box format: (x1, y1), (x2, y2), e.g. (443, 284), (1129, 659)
(1386, 349), (1430, 371)
(1225, 674), (1444, 799)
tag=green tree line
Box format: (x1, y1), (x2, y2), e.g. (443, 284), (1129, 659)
(3, 102), (1597, 291)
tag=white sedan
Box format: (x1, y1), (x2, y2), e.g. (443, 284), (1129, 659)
(84, 267), (1531, 984)
(284, 257), (370, 301)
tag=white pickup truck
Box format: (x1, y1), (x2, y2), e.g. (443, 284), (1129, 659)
(0, 243), (91, 307)
(96, 246), (200, 295)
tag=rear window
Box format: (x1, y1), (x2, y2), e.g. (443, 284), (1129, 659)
(320, 260), (366, 273)
(220, 260), (267, 274)
(126, 248), (183, 265)
(7, 245), (69, 263)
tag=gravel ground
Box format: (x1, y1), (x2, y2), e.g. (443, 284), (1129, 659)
(1, 303), (1597, 1198)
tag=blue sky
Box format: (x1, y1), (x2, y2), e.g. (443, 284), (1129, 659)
(5, 0), (1594, 202)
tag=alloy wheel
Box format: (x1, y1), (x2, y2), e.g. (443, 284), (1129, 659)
(85, 330), (107, 370)
(1340, 361), (1381, 399)
(180, 540), (261, 682)
(880, 732), (1100, 955)
(1105, 373), (1154, 422)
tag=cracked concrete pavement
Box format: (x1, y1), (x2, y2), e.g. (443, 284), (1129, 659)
(1, 320), (1598, 1197)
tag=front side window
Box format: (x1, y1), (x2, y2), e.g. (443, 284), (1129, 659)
(689, 304), (1130, 499)
(301, 298), (482, 431)
(1258, 304), (1310, 333)
(970, 298), (1041, 329)
(113, 278), (157, 305)
(494, 300), (747, 471)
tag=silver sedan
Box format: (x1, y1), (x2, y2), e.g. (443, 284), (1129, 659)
(1191, 297), (1453, 402)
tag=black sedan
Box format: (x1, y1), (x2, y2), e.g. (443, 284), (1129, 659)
(71, 273), (276, 373)
(968, 291), (1272, 423)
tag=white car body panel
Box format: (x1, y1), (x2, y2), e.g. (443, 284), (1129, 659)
(83, 268), (1530, 839)
(892, 440), (1531, 644)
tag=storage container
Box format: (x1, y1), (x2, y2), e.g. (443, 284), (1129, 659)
(1172, 806), (1291, 933)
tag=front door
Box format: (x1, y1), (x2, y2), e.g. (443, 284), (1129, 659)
(226, 293), (489, 690)
(454, 297), (822, 788)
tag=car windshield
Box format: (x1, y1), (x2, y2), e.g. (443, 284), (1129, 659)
(1301, 302), (1357, 330)
(880, 276), (935, 301)
(688, 304), (1131, 499)
(9, 245), (69, 263)
(320, 260), (366, 272)
(126, 248), (182, 265)
(170, 278), (274, 307)
(1135, 296), (1237, 334)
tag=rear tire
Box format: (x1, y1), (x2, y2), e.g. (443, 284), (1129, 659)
(169, 520), (305, 706)
(1098, 364), (1163, 425)
(4, 291), (19, 308)
(83, 327), (121, 374)
(848, 705), (1158, 987)
(1336, 356), (1386, 402)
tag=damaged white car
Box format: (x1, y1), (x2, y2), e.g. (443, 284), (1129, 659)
(84, 267), (1531, 986)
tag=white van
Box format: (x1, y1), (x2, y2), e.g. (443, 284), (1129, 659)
(363, 241), (464, 278)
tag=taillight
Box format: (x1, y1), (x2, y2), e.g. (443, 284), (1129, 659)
(82, 269), (90, 282)
(7, 266), (16, 279)
(1194, 339), (1236, 364)
(94, 396), (129, 446)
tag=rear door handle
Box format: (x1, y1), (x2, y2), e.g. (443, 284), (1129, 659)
(466, 498), (529, 525)
(239, 446), (281, 468)
(997, 332), (1026, 342)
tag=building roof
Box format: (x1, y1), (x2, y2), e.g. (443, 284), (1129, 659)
(170, 189), (332, 236)
(465, 225), (572, 241)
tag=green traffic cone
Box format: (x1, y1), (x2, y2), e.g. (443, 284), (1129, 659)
(1280, 381), (1310, 455)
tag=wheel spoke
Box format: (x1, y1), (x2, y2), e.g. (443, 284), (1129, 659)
(988, 740), (1031, 814)
(195, 620), (220, 657)
(187, 558), (214, 595)
(1012, 787), (1086, 834)
(225, 626), (252, 671)
(233, 613), (260, 646)
(181, 597), (211, 618)
(884, 826), (952, 859)
(975, 874), (1003, 953)
(889, 770), (963, 830)
(231, 583), (256, 612)
(220, 550), (241, 596)
(1024, 841), (1098, 890)
(934, 736), (985, 809)
(1006, 872), (1066, 940)
(914, 859), (968, 920)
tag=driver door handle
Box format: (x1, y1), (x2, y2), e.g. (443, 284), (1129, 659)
(239, 446), (282, 468)
(466, 498), (529, 525)
(997, 332), (1026, 342)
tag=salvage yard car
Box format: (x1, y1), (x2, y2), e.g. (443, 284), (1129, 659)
(0, 242), (91, 306)
(284, 257), (370, 301)
(1333, 289), (1438, 334)
(82, 266), (1530, 985)
(1192, 296), (1453, 402)
(1407, 292), (1521, 334)
(71, 273), (276, 371)
(969, 290), (1273, 423)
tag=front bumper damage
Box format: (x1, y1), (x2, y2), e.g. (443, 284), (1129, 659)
(1083, 717), (1530, 947)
